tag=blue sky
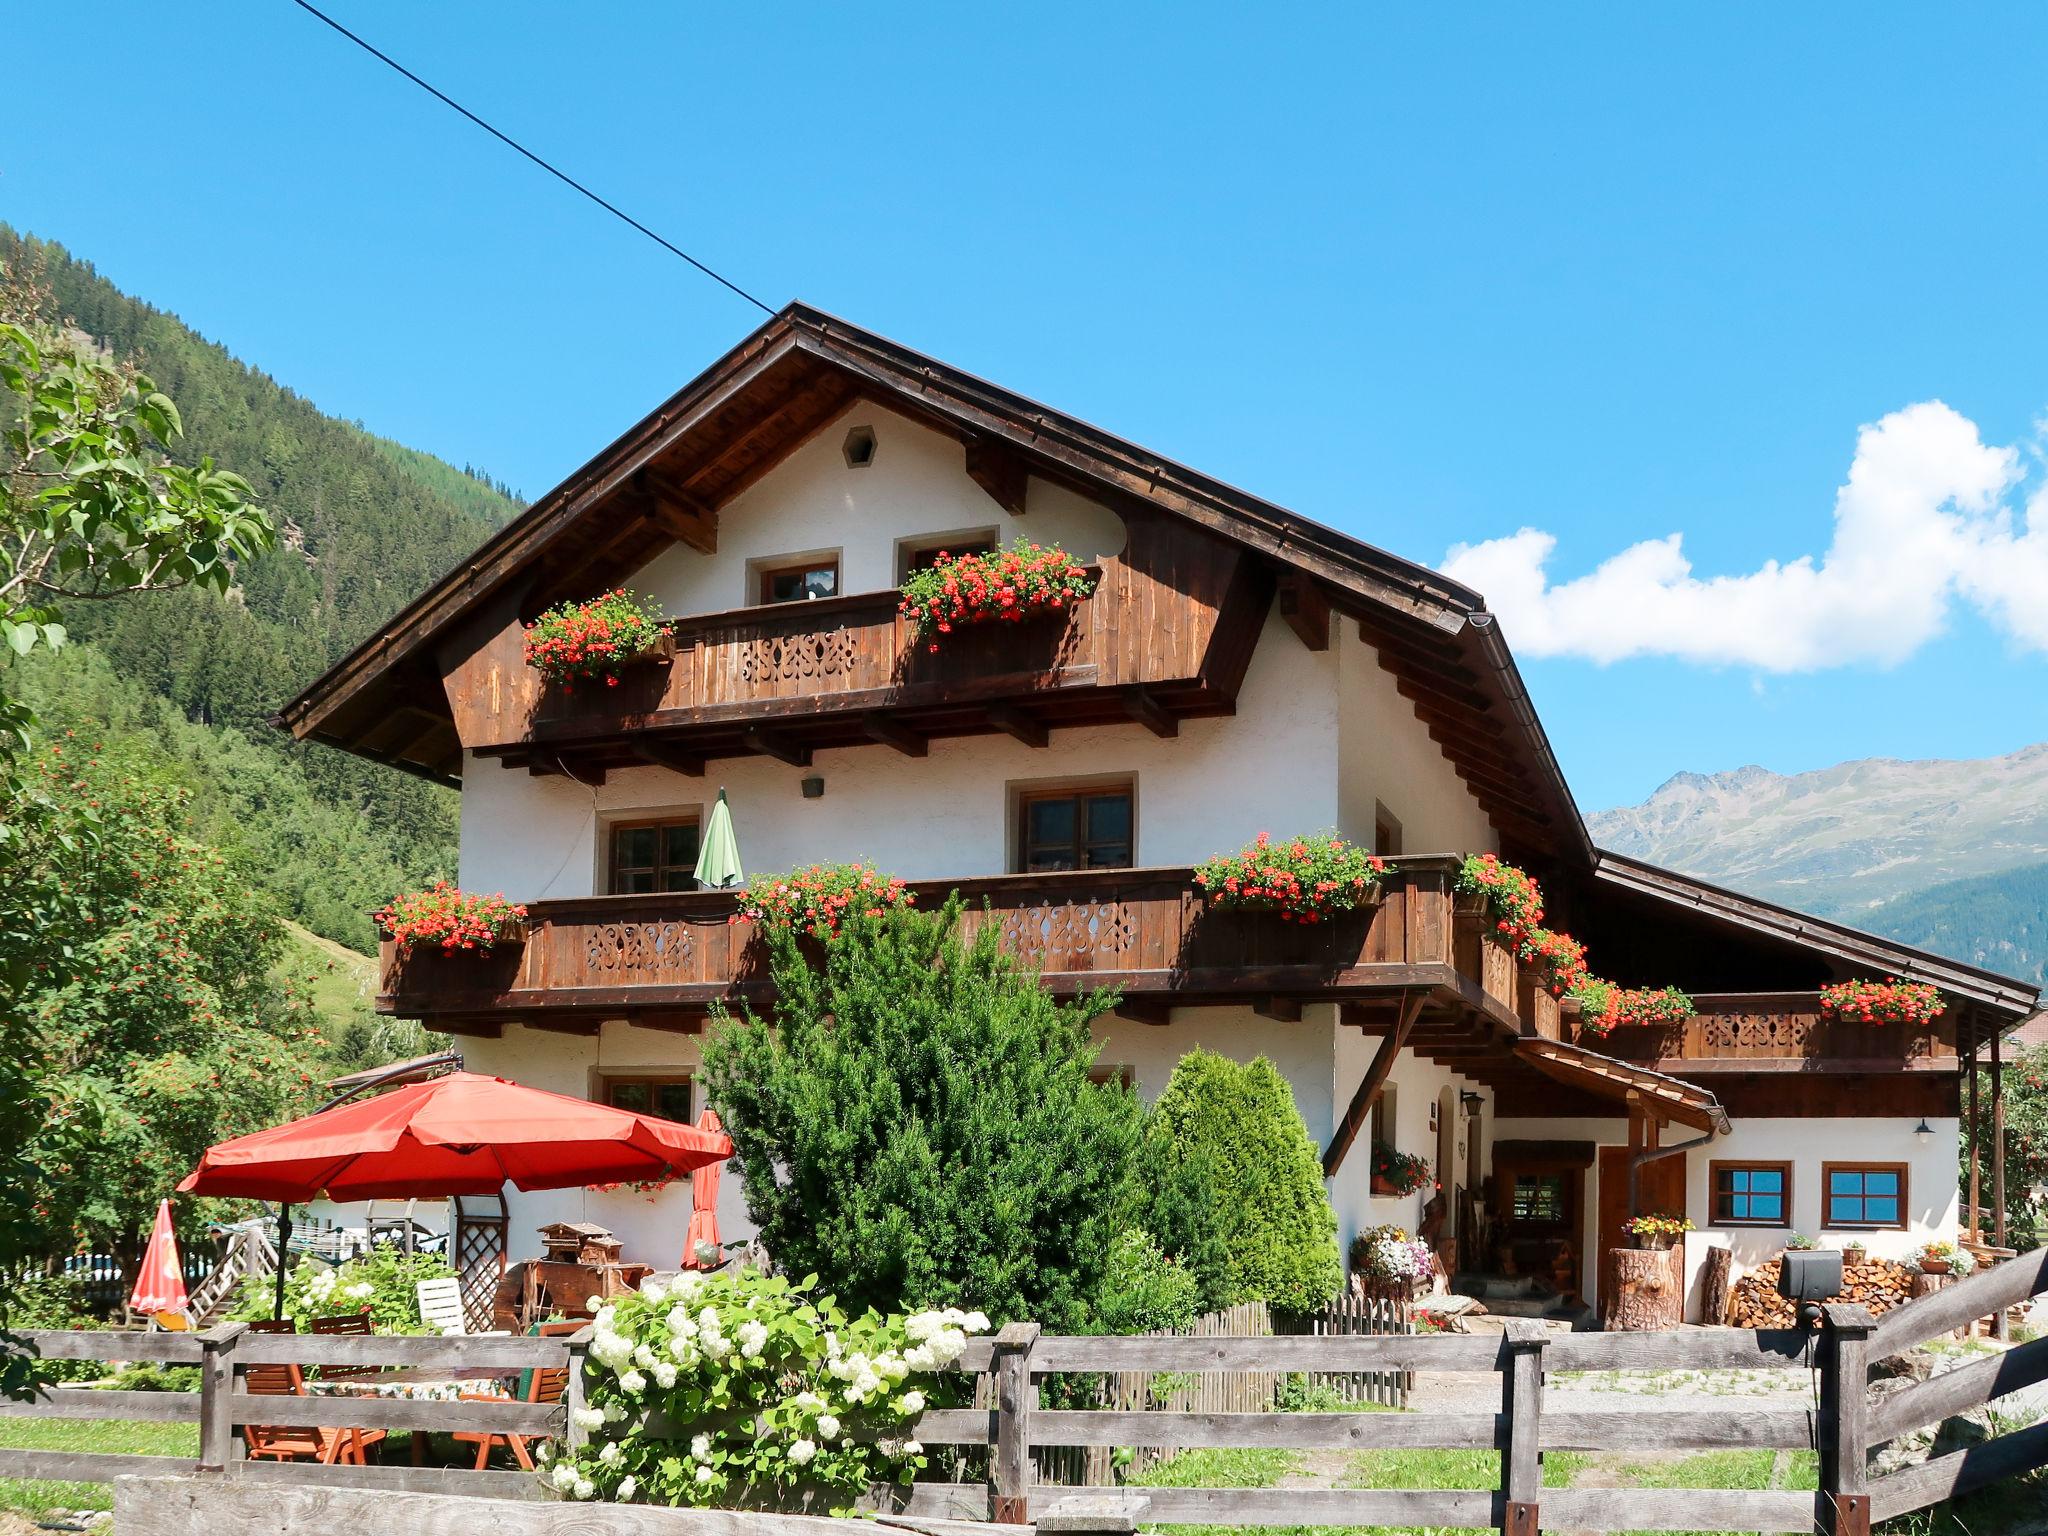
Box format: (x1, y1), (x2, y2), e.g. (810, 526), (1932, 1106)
(8, 2), (2048, 811)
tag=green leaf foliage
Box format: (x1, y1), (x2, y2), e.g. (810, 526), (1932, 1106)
(703, 898), (1140, 1335)
(1140, 1050), (1343, 1313)
(1093, 1226), (1201, 1335)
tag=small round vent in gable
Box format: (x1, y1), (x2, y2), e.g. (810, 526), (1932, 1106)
(842, 424), (878, 468)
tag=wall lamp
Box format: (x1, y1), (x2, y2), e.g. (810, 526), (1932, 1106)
(1914, 1118), (1933, 1145)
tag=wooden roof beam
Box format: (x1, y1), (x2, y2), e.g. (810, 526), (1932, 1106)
(964, 434), (1029, 516)
(635, 469), (719, 553)
(1255, 996), (1303, 1023)
(1116, 998), (1174, 1027)
(1124, 686), (1178, 739)
(742, 728), (812, 768)
(632, 741), (706, 777)
(1276, 574), (1331, 652)
(1324, 992), (1424, 1176)
(986, 703), (1048, 749)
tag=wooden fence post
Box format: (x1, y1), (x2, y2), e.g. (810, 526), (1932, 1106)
(1499, 1319), (1547, 1536)
(196, 1321), (247, 1473)
(1818, 1303), (1875, 1536)
(991, 1321), (1041, 1525)
(564, 1325), (594, 1451)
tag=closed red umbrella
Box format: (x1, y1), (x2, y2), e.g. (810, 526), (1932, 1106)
(178, 1072), (731, 1202)
(683, 1108), (725, 1268)
(129, 1198), (189, 1319)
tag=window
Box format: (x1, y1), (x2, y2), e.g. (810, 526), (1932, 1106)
(1823, 1163), (1908, 1229)
(1511, 1174), (1567, 1224)
(1015, 782), (1134, 872)
(609, 816), (701, 894)
(1370, 1085), (1399, 1151)
(757, 557), (840, 605)
(1710, 1161), (1792, 1227)
(1373, 802), (1403, 858)
(598, 1074), (693, 1123)
(899, 530), (996, 580)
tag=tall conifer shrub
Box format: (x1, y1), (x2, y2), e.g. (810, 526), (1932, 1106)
(703, 898), (1140, 1333)
(1141, 1050), (1342, 1312)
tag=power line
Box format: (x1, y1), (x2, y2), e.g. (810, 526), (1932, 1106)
(287, 0), (776, 317)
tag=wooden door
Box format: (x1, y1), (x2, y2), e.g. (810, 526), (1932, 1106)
(1594, 1146), (1684, 1305)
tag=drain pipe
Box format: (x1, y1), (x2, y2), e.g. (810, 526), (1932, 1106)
(1627, 1128), (1717, 1218)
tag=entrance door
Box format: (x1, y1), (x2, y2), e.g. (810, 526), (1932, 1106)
(1594, 1147), (1685, 1307)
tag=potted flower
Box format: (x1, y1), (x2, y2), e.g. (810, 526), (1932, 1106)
(1453, 854), (1544, 947)
(1569, 979), (1695, 1040)
(1520, 926), (1591, 999)
(1840, 1239), (1867, 1268)
(1819, 978), (1946, 1028)
(1622, 1213), (1693, 1251)
(733, 861), (915, 942)
(1193, 832), (1386, 924)
(1370, 1142), (1432, 1197)
(1912, 1240), (1973, 1277)
(1784, 1233), (1818, 1253)
(375, 882), (528, 954)
(1352, 1227), (1435, 1295)
(522, 588), (671, 690)
(898, 539), (1096, 652)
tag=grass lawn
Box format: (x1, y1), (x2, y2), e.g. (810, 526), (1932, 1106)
(0, 1416), (197, 1519)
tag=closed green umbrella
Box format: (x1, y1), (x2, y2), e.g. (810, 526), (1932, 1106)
(694, 788), (745, 889)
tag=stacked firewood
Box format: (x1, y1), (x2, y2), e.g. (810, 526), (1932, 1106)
(1724, 1257), (1918, 1328)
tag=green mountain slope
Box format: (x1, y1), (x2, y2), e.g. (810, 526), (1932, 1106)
(0, 227), (523, 956)
(1858, 863), (2048, 985)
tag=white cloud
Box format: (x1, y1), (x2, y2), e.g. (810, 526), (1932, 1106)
(1439, 400), (2048, 671)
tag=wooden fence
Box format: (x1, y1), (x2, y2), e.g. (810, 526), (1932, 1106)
(7, 1247), (2047, 1533)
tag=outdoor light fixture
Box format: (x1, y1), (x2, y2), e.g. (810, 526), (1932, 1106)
(1915, 1118), (1934, 1145)
(1459, 1091), (1485, 1114)
(801, 775), (825, 799)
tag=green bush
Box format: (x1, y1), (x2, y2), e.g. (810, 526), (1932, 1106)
(229, 1244), (454, 1333)
(6, 1272), (102, 1386)
(704, 897), (1140, 1335)
(1094, 1227), (1201, 1335)
(100, 1361), (200, 1392)
(1140, 1051), (1342, 1312)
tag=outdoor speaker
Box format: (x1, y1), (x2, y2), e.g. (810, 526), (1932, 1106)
(1777, 1248), (1842, 1303)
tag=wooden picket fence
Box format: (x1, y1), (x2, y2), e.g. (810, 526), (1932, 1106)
(6, 1247), (2047, 1533)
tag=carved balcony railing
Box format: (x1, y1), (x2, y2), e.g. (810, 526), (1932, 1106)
(377, 858), (1531, 1032)
(1589, 992), (1960, 1073)
(435, 516), (1271, 773)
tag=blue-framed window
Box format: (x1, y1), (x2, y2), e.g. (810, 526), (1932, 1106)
(1823, 1164), (1906, 1229)
(1711, 1162), (1790, 1227)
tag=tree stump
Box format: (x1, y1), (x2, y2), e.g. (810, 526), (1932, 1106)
(1700, 1244), (1733, 1326)
(1603, 1245), (1682, 1331)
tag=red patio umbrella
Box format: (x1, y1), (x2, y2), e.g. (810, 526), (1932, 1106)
(129, 1198), (189, 1319)
(178, 1072), (732, 1203)
(682, 1108), (725, 1268)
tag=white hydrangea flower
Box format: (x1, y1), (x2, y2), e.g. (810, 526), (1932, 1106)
(897, 1389), (926, 1416)
(594, 1305), (617, 1329)
(639, 1277), (668, 1303)
(963, 1311), (990, 1333)
(550, 1461), (579, 1490)
(598, 1441), (623, 1467)
(651, 1361), (677, 1389)
(690, 1432), (712, 1461)
(816, 1413), (840, 1439)
(573, 1478), (595, 1500)
(670, 1271), (705, 1300)
(633, 1344), (657, 1370)
(695, 1465), (714, 1485)
(791, 1390), (824, 1412)
(788, 1438), (816, 1465)
(904, 1439), (923, 1457)
(737, 1319), (768, 1359)
(617, 1474), (637, 1500)
(904, 1343), (937, 1371)
(618, 1369), (648, 1396)
(602, 1402), (628, 1424)
(571, 1406), (607, 1431)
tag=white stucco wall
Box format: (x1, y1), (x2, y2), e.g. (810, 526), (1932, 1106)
(1336, 621), (1497, 857)
(457, 603), (1342, 901)
(1490, 1114), (1961, 1317)
(632, 401), (1127, 619)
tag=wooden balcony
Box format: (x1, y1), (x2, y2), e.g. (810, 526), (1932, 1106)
(378, 858), (1529, 1034)
(439, 516), (1269, 776)
(1591, 992), (1961, 1074)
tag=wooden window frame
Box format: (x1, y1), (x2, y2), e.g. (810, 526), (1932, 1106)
(595, 1073), (694, 1123)
(1820, 1161), (1909, 1231)
(605, 813), (703, 895)
(755, 554), (842, 606)
(1010, 776), (1137, 874)
(897, 528), (998, 581)
(1373, 801), (1404, 858)
(1510, 1172), (1569, 1227)
(1708, 1159), (1793, 1229)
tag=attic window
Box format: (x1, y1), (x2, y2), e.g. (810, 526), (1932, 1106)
(842, 425), (878, 469)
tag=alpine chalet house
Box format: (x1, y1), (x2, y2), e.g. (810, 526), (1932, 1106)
(282, 308), (2037, 1322)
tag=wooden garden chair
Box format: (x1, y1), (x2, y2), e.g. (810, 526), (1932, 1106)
(451, 1361), (569, 1471)
(240, 1361), (386, 1465)
(309, 1310), (379, 1381)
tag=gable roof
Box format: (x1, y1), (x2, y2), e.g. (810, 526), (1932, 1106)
(277, 303), (1588, 854)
